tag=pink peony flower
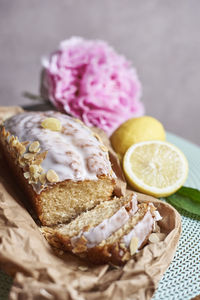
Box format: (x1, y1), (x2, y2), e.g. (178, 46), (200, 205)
(42, 37), (144, 135)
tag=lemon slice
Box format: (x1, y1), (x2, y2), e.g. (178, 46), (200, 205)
(123, 141), (188, 197)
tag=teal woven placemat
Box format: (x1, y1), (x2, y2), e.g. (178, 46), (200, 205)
(0, 132), (199, 299)
(152, 133), (200, 300)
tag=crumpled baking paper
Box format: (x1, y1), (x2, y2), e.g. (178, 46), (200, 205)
(0, 106), (181, 300)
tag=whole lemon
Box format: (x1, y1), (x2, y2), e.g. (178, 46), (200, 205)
(110, 116), (166, 159)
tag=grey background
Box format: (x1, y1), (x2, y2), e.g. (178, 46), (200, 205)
(0, 0), (199, 145)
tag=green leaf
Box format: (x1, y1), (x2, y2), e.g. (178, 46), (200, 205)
(175, 186), (200, 204)
(166, 186), (200, 216)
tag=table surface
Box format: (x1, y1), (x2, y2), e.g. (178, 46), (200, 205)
(0, 132), (200, 300)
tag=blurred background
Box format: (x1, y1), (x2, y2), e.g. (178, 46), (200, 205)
(0, 0), (199, 144)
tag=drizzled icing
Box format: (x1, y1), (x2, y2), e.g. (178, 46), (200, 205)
(4, 111), (115, 193)
(123, 210), (154, 248)
(71, 194), (138, 248)
(83, 207), (129, 248)
(152, 209), (162, 221)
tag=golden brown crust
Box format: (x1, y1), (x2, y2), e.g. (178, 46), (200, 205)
(54, 231), (136, 266)
(42, 227), (127, 265)
(59, 235), (151, 266)
(0, 134), (43, 218)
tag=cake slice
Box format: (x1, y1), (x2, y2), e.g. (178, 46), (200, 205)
(42, 193), (162, 265)
(0, 111), (116, 226)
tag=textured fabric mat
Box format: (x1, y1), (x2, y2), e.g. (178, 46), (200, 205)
(152, 133), (200, 300)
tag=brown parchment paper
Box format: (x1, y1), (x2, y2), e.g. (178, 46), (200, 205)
(0, 106), (181, 300)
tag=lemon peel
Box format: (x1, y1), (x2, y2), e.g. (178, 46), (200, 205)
(111, 116), (166, 159)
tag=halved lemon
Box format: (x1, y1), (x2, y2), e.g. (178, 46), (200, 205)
(123, 140), (188, 197)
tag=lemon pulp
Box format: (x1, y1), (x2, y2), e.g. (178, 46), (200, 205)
(123, 141), (188, 197)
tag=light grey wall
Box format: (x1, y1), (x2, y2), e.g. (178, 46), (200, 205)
(0, 0), (199, 145)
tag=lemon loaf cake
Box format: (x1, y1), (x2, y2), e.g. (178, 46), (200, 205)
(43, 193), (162, 265)
(0, 111), (116, 225)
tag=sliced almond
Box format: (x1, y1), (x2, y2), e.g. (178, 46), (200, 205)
(24, 153), (35, 161)
(120, 243), (127, 250)
(122, 252), (131, 262)
(9, 136), (15, 144)
(149, 233), (166, 243)
(38, 165), (43, 173)
(17, 144), (26, 155)
(148, 233), (160, 243)
(41, 117), (62, 131)
(18, 157), (26, 167)
(29, 164), (43, 179)
(130, 236), (138, 256)
(29, 141), (40, 153)
(46, 169), (59, 183)
(23, 172), (30, 179)
(29, 164), (40, 174)
(10, 137), (18, 147)
(34, 151), (48, 165)
(39, 173), (46, 184)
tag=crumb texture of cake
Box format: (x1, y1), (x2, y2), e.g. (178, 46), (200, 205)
(43, 193), (162, 265)
(0, 111), (116, 225)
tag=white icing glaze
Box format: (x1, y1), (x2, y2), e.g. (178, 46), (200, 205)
(149, 203), (162, 221)
(129, 193), (138, 215)
(83, 207), (130, 248)
(71, 194), (138, 248)
(123, 210), (154, 248)
(4, 111), (115, 193)
(153, 210), (162, 221)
